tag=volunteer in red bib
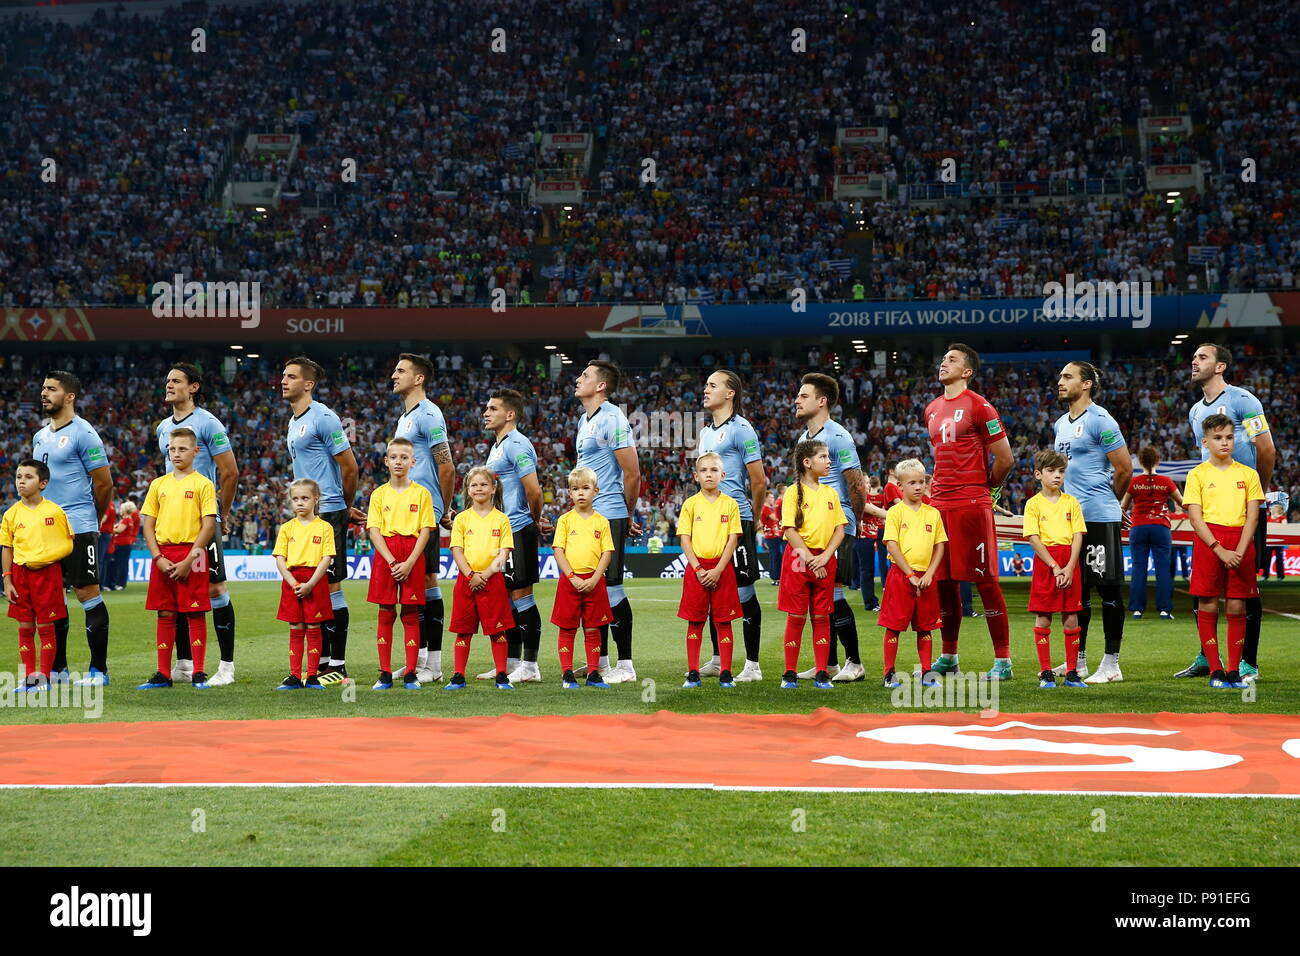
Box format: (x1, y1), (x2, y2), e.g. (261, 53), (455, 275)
(1120, 446), (1183, 620)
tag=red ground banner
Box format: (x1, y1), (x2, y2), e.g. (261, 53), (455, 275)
(2, 710), (1298, 796)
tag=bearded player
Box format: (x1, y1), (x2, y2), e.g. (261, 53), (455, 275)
(926, 344), (1016, 679)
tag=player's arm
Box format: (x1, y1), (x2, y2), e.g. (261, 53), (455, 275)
(213, 450), (239, 517)
(399, 527), (432, 581)
(178, 516), (216, 578)
(885, 539), (915, 577)
(1170, 485), (1185, 510)
(844, 467), (867, 522)
(987, 435), (1014, 490)
(552, 543), (576, 580)
(718, 530), (741, 567)
(920, 541), (945, 588)
(435, 441), (455, 528)
(334, 447), (363, 521)
(679, 532), (700, 573)
(1119, 491), (1131, 511)
(746, 459), (768, 520)
(1239, 493), (1263, 556)
(1026, 533), (1056, 570)
(274, 553), (296, 587)
(1186, 503), (1226, 566)
(368, 525), (396, 565)
(615, 445), (642, 530)
(1254, 429), (1276, 495)
(1107, 446), (1133, 501)
(90, 466), (113, 522)
(521, 470), (547, 531)
(450, 545), (476, 581)
(1, 544), (15, 603)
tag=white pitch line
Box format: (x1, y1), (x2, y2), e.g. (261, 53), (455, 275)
(0, 781), (1295, 798)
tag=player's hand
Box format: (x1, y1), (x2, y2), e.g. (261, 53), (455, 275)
(349, 507), (367, 525)
(629, 518), (644, 537)
(537, 515), (554, 535)
(440, 508), (456, 531)
(391, 560), (408, 582)
(813, 566), (827, 580)
(701, 566), (722, 588)
(3, 579), (17, 603)
(918, 571), (935, 589)
(804, 551), (826, 571)
(1221, 548), (1242, 569)
(155, 556), (176, 578)
(171, 557), (192, 580)
(469, 571), (486, 591)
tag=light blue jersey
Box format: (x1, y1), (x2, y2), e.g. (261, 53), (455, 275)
(696, 413), (762, 520)
(487, 428), (539, 531)
(395, 398), (450, 518)
(798, 418), (860, 528)
(1054, 402), (1127, 523)
(157, 407), (231, 490)
(287, 400), (351, 513)
(1189, 385), (1268, 471)
(32, 415), (109, 534)
(576, 400), (635, 520)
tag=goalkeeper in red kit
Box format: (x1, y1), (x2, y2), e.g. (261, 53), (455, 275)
(924, 344), (1016, 679)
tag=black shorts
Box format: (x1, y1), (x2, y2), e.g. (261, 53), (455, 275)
(61, 532), (102, 589)
(732, 519), (760, 589)
(834, 526), (857, 587)
(1081, 521), (1124, 587)
(321, 509), (351, 584)
(206, 519), (227, 584)
(503, 522), (540, 591)
(1254, 505), (1269, 572)
(602, 516), (629, 588)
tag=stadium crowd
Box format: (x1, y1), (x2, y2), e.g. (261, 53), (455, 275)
(1, 0), (1297, 309)
(0, 345), (1294, 557)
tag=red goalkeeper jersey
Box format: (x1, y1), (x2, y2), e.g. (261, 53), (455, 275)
(925, 388), (1005, 509)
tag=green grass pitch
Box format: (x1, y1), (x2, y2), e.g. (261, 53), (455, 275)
(1, 578), (1297, 866)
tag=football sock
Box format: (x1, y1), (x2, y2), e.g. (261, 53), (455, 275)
(36, 623), (56, 678)
(916, 631), (933, 672)
(289, 626), (305, 679)
(52, 616), (69, 673)
(1226, 612), (1246, 673)
(782, 615), (804, 672)
(453, 634), (472, 677)
(186, 612), (208, 674)
(976, 582), (1010, 657)
(1033, 625), (1053, 671)
(609, 598), (634, 661)
(811, 614), (832, 672)
(1064, 625), (1082, 671)
(305, 625), (322, 677)
(513, 598), (542, 663)
(329, 591), (349, 664)
(937, 579), (962, 655)
(1243, 596), (1262, 668)
(422, 591), (445, 653)
(1077, 592), (1092, 656)
(741, 594), (762, 661)
(583, 629), (602, 673)
(833, 597), (860, 665)
(558, 628), (577, 673)
(376, 608), (396, 672)
(174, 611), (191, 661)
(599, 626), (609, 658)
(210, 593), (235, 663)
(1196, 608), (1223, 673)
(716, 620), (735, 673)
(1099, 584), (1124, 655)
(708, 620), (719, 657)
(883, 628), (901, 674)
(489, 632), (509, 674)
(686, 623), (704, 672)
(17, 624), (36, 678)
(83, 596), (110, 673)
(156, 614), (177, 673)
(401, 609), (422, 673)
(505, 627), (523, 662)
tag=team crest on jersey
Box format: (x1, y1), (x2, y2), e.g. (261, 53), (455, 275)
(58, 436), (69, 449)
(45, 517), (55, 526)
(298, 424), (307, 437)
(954, 409), (965, 422)
(1074, 423), (1084, 437)
(1216, 406), (1226, 416)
